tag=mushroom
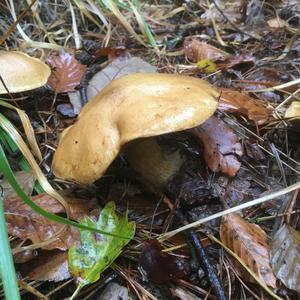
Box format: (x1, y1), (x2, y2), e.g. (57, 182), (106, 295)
(0, 51), (51, 94)
(52, 73), (219, 189)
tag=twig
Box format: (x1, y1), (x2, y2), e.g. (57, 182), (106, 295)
(163, 197), (227, 300)
(175, 209), (227, 300)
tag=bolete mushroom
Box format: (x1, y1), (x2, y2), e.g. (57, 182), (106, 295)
(0, 51), (51, 94)
(52, 73), (219, 188)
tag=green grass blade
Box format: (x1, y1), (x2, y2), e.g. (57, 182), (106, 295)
(0, 194), (21, 300)
(131, 0), (158, 49)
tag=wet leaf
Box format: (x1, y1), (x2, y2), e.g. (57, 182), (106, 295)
(184, 38), (229, 62)
(1, 171), (35, 199)
(4, 193), (99, 250)
(220, 213), (276, 287)
(192, 116), (243, 177)
(27, 251), (70, 282)
(68, 201), (135, 286)
(218, 89), (271, 125)
(270, 224), (300, 292)
(47, 50), (86, 93)
(139, 239), (186, 284)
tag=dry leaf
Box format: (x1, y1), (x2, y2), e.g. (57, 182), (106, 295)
(285, 101), (300, 119)
(27, 251), (70, 282)
(218, 88), (271, 125)
(87, 56), (157, 100)
(267, 18), (287, 28)
(4, 193), (99, 251)
(47, 50), (86, 93)
(192, 116), (243, 177)
(219, 53), (255, 70)
(170, 287), (200, 300)
(184, 38), (228, 62)
(220, 213), (276, 287)
(270, 224), (300, 292)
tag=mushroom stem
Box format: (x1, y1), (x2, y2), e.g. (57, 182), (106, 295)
(124, 137), (186, 193)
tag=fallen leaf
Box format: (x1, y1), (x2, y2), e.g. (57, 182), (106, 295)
(170, 287), (200, 300)
(219, 53), (255, 71)
(184, 38), (229, 62)
(200, 1), (242, 24)
(285, 101), (300, 119)
(97, 282), (128, 300)
(139, 239), (186, 284)
(4, 193), (99, 250)
(68, 201), (135, 287)
(27, 251), (70, 282)
(87, 56), (157, 100)
(270, 224), (300, 292)
(196, 59), (217, 73)
(47, 49), (86, 93)
(267, 18), (287, 28)
(1, 171), (35, 199)
(220, 213), (276, 287)
(218, 88), (271, 125)
(244, 139), (266, 161)
(56, 103), (77, 117)
(13, 248), (38, 264)
(192, 116), (243, 177)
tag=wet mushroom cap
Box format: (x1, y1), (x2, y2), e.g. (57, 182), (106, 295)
(52, 73), (219, 184)
(0, 51), (51, 94)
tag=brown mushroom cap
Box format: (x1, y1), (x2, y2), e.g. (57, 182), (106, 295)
(0, 51), (51, 94)
(52, 73), (219, 184)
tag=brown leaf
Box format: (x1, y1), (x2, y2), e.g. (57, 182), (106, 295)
(1, 171), (35, 199)
(219, 53), (255, 71)
(192, 116), (243, 177)
(47, 50), (86, 93)
(270, 224), (300, 292)
(27, 251), (70, 282)
(4, 193), (99, 251)
(184, 38), (229, 62)
(218, 89), (271, 125)
(220, 213), (276, 287)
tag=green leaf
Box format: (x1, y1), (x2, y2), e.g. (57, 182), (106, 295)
(68, 201), (135, 287)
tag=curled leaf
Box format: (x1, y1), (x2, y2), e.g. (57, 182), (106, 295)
(184, 38), (228, 62)
(47, 50), (86, 93)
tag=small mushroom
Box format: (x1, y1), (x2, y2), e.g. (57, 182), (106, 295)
(52, 73), (219, 187)
(0, 51), (51, 94)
